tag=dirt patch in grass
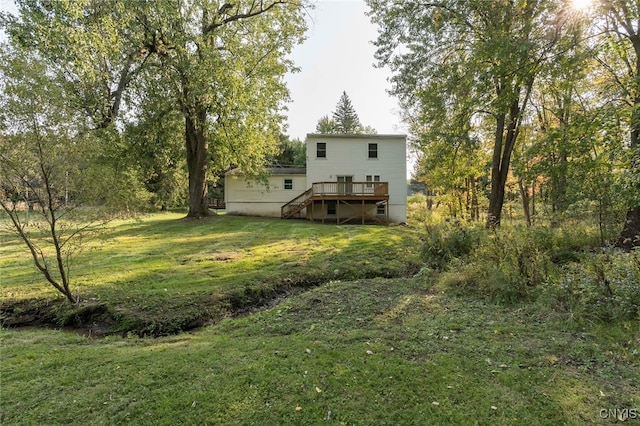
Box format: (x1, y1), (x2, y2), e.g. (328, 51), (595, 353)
(212, 251), (243, 261)
(0, 298), (115, 337)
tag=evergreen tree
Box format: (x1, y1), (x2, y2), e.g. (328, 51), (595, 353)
(332, 91), (363, 133)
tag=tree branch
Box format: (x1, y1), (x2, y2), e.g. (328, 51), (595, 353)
(204, 1), (290, 34)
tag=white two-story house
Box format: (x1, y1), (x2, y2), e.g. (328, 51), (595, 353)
(224, 133), (407, 223)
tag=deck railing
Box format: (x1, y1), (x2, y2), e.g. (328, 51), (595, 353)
(281, 182), (389, 218)
(208, 198), (226, 209)
(311, 181), (388, 197)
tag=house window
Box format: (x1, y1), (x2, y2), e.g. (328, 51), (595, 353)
(368, 143), (378, 159)
(377, 204), (386, 215)
(284, 178), (293, 190)
(366, 175), (381, 188)
(317, 142), (326, 158)
(327, 202), (336, 215)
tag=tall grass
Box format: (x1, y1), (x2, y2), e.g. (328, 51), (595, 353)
(408, 199), (640, 324)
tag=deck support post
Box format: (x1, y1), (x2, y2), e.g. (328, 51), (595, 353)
(386, 201), (389, 225)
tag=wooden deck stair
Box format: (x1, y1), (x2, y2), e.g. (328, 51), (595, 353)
(281, 187), (314, 218)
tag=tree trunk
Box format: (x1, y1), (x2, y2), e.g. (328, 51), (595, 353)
(471, 176), (479, 221)
(618, 136), (640, 249)
(518, 179), (531, 227)
(551, 150), (568, 213)
(616, 24), (640, 249)
(487, 100), (520, 227)
(617, 71), (640, 248)
(618, 206), (640, 250)
(487, 114), (507, 227)
(531, 183), (536, 223)
(185, 109), (210, 218)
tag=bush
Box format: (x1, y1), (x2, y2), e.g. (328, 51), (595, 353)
(420, 220), (480, 270)
(434, 223), (636, 316)
(542, 250), (640, 323)
(415, 216), (637, 323)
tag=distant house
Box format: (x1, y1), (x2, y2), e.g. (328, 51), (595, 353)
(224, 133), (407, 224)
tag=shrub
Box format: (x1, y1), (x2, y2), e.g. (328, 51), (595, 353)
(542, 250), (640, 323)
(417, 216), (637, 323)
(420, 220), (480, 270)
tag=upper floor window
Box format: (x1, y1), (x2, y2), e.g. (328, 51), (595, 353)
(284, 178), (293, 190)
(368, 143), (378, 159)
(317, 142), (326, 158)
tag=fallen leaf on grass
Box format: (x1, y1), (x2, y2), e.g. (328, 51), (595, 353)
(295, 405), (302, 412)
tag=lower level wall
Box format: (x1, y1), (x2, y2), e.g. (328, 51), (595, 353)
(226, 202), (305, 218)
(390, 204), (407, 224)
(227, 201), (406, 223)
(305, 201), (406, 223)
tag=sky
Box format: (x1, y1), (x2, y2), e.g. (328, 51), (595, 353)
(284, 0), (404, 140)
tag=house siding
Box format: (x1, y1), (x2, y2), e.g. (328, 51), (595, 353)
(224, 134), (407, 223)
(225, 173), (307, 217)
(306, 134), (407, 223)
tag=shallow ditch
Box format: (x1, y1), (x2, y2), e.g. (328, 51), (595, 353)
(1, 263), (422, 338)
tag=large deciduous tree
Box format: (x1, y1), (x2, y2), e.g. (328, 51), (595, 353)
(366, 0), (573, 226)
(2, 0), (308, 218)
(315, 115), (338, 133)
(131, 1), (307, 217)
(596, 0), (640, 249)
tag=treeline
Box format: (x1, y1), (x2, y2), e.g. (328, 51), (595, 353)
(0, 1), (309, 218)
(368, 0), (639, 247)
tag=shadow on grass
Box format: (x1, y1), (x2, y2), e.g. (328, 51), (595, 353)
(2, 214), (422, 337)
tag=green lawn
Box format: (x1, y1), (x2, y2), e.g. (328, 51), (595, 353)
(1, 213), (638, 424)
(1, 213), (420, 334)
(2, 278), (638, 425)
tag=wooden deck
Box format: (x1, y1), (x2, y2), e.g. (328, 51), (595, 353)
(281, 182), (389, 224)
(207, 198), (226, 209)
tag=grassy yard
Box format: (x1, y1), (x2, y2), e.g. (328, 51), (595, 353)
(1, 213), (420, 335)
(1, 213), (639, 424)
(2, 278), (638, 424)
